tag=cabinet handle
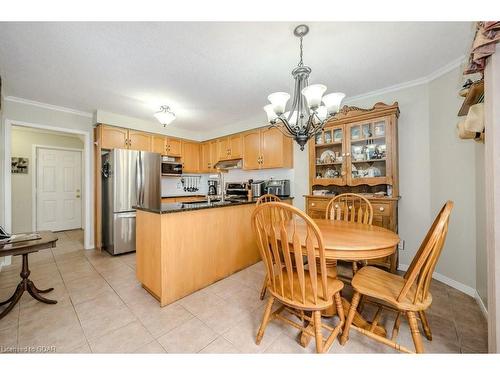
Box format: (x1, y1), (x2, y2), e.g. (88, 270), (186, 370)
(311, 203), (316, 207)
(345, 152), (350, 156)
(379, 207), (385, 212)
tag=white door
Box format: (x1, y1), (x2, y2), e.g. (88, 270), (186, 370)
(36, 148), (82, 231)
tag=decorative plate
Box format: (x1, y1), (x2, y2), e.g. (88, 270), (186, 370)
(320, 150), (336, 164)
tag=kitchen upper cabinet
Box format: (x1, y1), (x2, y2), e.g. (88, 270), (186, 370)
(261, 127), (292, 169)
(152, 135), (166, 154)
(166, 137), (182, 157)
(229, 134), (242, 158)
(243, 127), (293, 170)
(200, 142), (211, 172)
(181, 141), (200, 173)
(99, 125), (152, 152)
(128, 130), (152, 151)
(200, 141), (218, 173)
(151, 135), (181, 156)
(217, 134), (243, 160)
(242, 130), (262, 170)
(100, 125), (129, 149)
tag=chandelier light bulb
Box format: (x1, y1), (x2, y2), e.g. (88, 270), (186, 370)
(267, 92), (290, 115)
(322, 92), (346, 115)
(301, 84), (327, 109)
(263, 104), (278, 123)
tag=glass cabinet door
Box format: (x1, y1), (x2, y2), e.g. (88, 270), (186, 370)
(346, 117), (391, 186)
(313, 125), (346, 186)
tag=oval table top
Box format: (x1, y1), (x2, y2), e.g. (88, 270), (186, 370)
(283, 219), (400, 261)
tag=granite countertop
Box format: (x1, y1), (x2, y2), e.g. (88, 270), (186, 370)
(134, 196), (294, 214)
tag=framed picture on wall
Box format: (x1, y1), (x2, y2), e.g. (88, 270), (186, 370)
(11, 157), (29, 174)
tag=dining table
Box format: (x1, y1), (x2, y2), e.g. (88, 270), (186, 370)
(280, 219), (400, 346)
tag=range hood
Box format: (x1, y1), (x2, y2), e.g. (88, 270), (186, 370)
(214, 158), (243, 170)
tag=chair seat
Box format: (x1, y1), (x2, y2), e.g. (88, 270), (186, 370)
(268, 271), (343, 311)
(351, 266), (432, 311)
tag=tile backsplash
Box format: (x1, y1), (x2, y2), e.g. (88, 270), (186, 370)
(161, 168), (294, 197)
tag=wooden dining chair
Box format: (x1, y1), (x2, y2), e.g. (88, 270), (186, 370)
(326, 193), (373, 275)
(340, 201), (454, 353)
(256, 194), (282, 300)
(252, 202), (345, 353)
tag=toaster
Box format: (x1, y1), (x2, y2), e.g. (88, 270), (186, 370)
(265, 180), (290, 197)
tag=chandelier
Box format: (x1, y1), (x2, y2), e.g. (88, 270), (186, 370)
(263, 25), (345, 150)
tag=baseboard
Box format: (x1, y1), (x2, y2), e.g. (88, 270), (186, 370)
(398, 263), (476, 296)
(398, 263), (488, 318)
(474, 290), (488, 319)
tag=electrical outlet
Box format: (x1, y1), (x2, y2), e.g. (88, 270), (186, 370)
(398, 240), (405, 251)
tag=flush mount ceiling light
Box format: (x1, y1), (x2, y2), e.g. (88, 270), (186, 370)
(264, 24), (346, 150)
(154, 105), (176, 127)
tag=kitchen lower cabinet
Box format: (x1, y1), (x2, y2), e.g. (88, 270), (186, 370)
(305, 195), (399, 271)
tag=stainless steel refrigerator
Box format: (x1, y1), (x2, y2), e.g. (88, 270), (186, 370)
(101, 149), (161, 255)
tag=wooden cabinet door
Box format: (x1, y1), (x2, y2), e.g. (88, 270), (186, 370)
(243, 130), (261, 170)
(128, 130), (152, 151)
(152, 135), (166, 154)
(200, 142), (211, 172)
(209, 140), (218, 171)
(217, 137), (230, 161)
(261, 127), (283, 169)
(229, 134), (242, 159)
(166, 137), (182, 157)
(182, 141), (200, 173)
(100, 126), (128, 149)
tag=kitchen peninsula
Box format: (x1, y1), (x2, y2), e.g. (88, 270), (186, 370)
(134, 197), (292, 306)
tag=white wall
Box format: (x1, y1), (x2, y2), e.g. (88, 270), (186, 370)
(10, 127), (84, 233)
(1, 99), (94, 249)
(428, 68), (480, 289)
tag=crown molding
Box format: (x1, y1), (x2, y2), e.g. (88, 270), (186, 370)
(4, 96), (93, 118)
(345, 55), (466, 104)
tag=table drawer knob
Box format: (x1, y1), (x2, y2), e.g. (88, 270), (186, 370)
(379, 207), (385, 212)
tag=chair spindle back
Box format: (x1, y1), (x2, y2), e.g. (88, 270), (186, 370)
(252, 202), (329, 306)
(256, 194), (282, 205)
(326, 193), (373, 224)
(398, 201), (454, 304)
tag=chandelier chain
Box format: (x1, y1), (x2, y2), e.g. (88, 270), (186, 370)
(298, 36), (304, 67)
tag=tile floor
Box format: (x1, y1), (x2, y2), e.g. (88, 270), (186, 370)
(0, 229), (488, 353)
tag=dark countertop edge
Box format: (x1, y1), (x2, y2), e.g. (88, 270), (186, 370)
(161, 195), (206, 199)
(134, 196), (294, 214)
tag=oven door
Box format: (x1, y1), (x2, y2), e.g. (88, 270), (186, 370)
(161, 162), (183, 176)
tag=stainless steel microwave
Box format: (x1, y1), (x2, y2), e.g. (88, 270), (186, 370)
(161, 161), (182, 176)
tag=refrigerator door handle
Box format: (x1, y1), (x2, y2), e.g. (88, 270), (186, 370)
(136, 155), (142, 207)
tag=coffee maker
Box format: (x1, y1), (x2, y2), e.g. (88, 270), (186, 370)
(207, 179), (219, 196)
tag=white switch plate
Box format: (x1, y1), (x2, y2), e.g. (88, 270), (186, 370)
(398, 240), (405, 251)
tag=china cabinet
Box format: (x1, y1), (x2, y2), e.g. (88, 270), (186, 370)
(306, 102), (400, 271)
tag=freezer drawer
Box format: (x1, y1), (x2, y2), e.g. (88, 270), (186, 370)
(104, 212), (136, 255)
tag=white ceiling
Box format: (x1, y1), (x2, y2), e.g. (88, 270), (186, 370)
(0, 22), (473, 131)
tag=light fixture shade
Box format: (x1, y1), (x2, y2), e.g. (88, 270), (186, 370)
(154, 106), (176, 126)
(301, 84), (327, 109)
(315, 106), (328, 121)
(268, 92), (290, 115)
(263, 104), (278, 122)
(322, 92), (346, 115)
